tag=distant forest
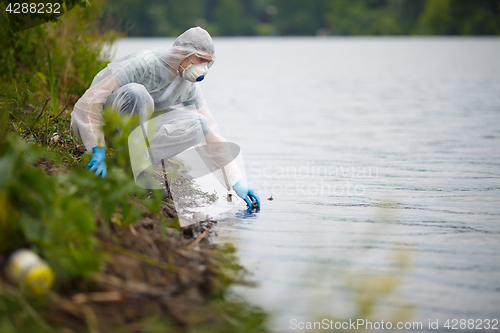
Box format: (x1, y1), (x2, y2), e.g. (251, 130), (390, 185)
(103, 0), (500, 36)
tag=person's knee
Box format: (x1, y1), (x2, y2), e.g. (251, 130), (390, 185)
(121, 83), (149, 104)
(114, 83), (153, 118)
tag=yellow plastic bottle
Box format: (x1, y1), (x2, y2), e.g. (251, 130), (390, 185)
(5, 249), (54, 296)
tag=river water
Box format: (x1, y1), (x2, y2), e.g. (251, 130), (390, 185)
(112, 37), (500, 332)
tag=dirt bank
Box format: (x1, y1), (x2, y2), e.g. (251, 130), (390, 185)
(0, 156), (267, 333)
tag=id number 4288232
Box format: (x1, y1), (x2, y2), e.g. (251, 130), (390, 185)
(5, 2), (61, 14)
(444, 319), (498, 330)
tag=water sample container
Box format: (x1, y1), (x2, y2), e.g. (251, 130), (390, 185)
(5, 249), (54, 296)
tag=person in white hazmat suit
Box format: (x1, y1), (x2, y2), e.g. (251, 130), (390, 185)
(71, 27), (260, 209)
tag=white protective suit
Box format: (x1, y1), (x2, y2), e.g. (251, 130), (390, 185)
(71, 27), (242, 188)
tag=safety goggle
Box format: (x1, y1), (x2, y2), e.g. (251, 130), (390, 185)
(191, 53), (214, 68)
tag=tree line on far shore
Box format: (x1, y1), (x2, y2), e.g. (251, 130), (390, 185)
(104, 0), (500, 37)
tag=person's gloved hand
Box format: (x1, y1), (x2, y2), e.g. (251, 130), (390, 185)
(86, 147), (107, 178)
(233, 181), (260, 209)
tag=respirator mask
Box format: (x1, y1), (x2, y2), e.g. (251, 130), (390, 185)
(180, 55), (209, 82)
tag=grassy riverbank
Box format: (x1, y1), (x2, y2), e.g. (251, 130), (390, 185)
(0, 1), (268, 332)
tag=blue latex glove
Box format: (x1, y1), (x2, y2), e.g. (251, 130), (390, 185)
(233, 181), (260, 209)
(86, 147), (107, 178)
